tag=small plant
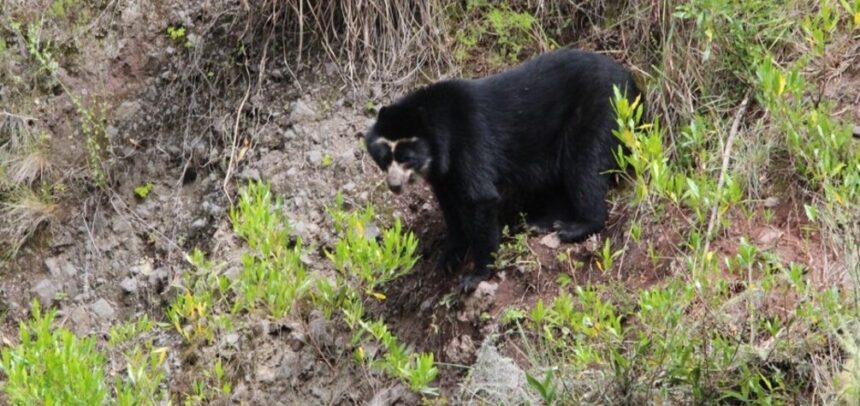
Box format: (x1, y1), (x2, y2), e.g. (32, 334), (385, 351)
(493, 225), (537, 271)
(327, 193), (419, 295)
(166, 25), (191, 48)
(134, 182), (153, 199)
(0, 301), (109, 404)
(596, 237), (623, 273)
(526, 369), (559, 405)
(453, 1), (554, 65)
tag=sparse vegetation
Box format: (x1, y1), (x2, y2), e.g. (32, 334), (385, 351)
(0, 0), (858, 403)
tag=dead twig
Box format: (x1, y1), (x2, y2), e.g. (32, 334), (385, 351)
(704, 94), (750, 253)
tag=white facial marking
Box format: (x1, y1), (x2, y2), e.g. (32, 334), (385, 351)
(387, 162), (412, 194)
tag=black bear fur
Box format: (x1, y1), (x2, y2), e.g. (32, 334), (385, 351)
(364, 48), (642, 291)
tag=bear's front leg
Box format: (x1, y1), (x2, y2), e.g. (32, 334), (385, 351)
(458, 198), (500, 292)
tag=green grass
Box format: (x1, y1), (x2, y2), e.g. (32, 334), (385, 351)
(168, 181), (436, 397)
(0, 301), (109, 405)
(0, 302), (167, 405)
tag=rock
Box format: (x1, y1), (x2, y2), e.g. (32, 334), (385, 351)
(106, 125), (119, 139)
(307, 150), (323, 166)
(130, 260), (154, 276)
(368, 385), (419, 406)
(31, 279), (61, 306)
(115, 100), (141, 122)
(44, 257), (77, 278)
(69, 306), (93, 334)
(756, 228), (783, 248)
(445, 334), (476, 364)
(284, 321), (306, 351)
(461, 337), (538, 405)
(458, 281), (498, 323)
(764, 196), (780, 208)
(324, 62), (338, 76)
(290, 99), (316, 122)
(148, 267), (169, 287)
(91, 299), (116, 320)
(308, 310), (332, 347)
(257, 364), (277, 384)
(341, 182), (356, 192)
(363, 222), (380, 240)
(236, 167), (260, 181)
(119, 277), (139, 294)
(222, 332), (239, 347)
(191, 218), (208, 230)
(539, 233), (560, 249)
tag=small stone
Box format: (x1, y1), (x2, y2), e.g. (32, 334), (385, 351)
(363, 222), (380, 240)
(130, 260), (154, 276)
(191, 218), (208, 229)
(106, 125), (119, 138)
(290, 100), (316, 122)
(539, 233), (560, 249)
(444, 334), (476, 364)
(756, 228), (783, 248)
(764, 196), (780, 208)
(341, 182), (356, 192)
(257, 365), (276, 383)
(91, 298), (116, 320)
(368, 385), (419, 406)
(45, 257), (77, 278)
(324, 62), (338, 76)
(236, 167), (260, 181)
(31, 279), (61, 306)
(148, 267), (168, 287)
(308, 310), (332, 347)
(223, 332), (239, 347)
(307, 150), (323, 165)
(69, 306), (93, 335)
(119, 277), (139, 294)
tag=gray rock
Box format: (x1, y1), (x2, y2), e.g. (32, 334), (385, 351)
(91, 299), (116, 320)
(307, 150), (323, 166)
(363, 222), (380, 240)
(130, 261), (154, 276)
(308, 310), (332, 347)
(149, 267), (168, 286)
(115, 100), (141, 122)
(764, 196), (780, 208)
(368, 385), (419, 406)
(290, 100), (316, 122)
(222, 332), (240, 347)
(539, 233), (560, 249)
(44, 257), (77, 278)
(119, 277), (139, 294)
(461, 337), (538, 405)
(236, 167), (260, 181)
(191, 218), (208, 230)
(31, 279), (61, 306)
(69, 306), (93, 334)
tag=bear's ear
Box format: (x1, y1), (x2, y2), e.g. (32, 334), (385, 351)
(378, 106), (389, 118)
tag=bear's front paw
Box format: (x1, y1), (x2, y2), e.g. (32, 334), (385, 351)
(458, 268), (493, 293)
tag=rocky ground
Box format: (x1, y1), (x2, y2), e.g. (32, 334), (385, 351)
(2, 1), (857, 404)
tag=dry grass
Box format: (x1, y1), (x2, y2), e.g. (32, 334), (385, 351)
(0, 187), (56, 257)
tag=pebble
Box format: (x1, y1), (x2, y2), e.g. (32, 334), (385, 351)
(91, 298), (116, 320)
(31, 279), (61, 307)
(119, 277), (139, 294)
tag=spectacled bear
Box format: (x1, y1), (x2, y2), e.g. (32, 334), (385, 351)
(364, 48), (642, 292)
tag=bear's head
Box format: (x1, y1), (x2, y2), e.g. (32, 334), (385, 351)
(363, 105), (434, 194)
